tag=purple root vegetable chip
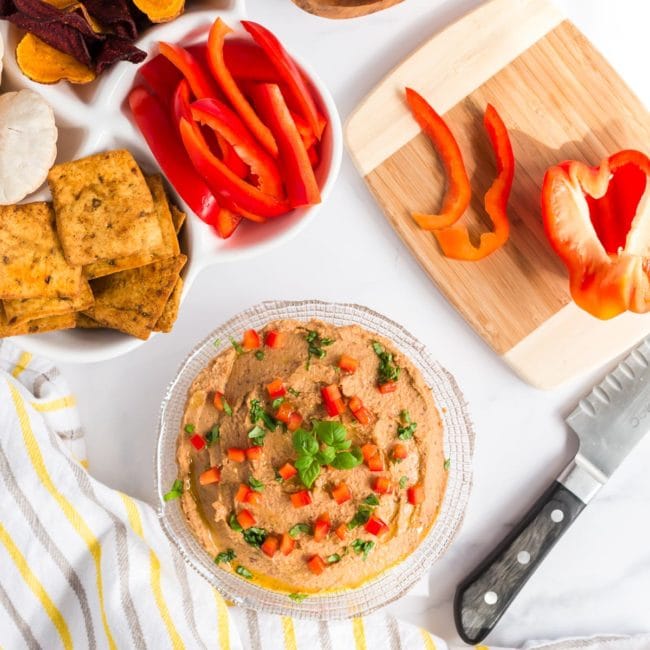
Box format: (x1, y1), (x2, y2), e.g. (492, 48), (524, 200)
(83, 0), (138, 41)
(96, 36), (147, 74)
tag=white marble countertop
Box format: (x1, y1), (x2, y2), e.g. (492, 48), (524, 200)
(59, 0), (650, 646)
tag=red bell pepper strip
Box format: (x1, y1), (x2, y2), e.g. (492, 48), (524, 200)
(191, 98), (284, 199)
(434, 103), (514, 260)
(128, 86), (224, 228)
(172, 78), (192, 122)
(542, 150), (650, 319)
(405, 87), (471, 230)
(138, 54), (182, 106)
(252, 83), (321, 208)
(224, 39), (280, 82)
(159, 41), (220, 100)
(179, 116), (290, 217)
(207, 19), (278, 158)
(242, 20), (323, 140)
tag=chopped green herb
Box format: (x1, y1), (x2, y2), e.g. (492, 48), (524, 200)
(288, 387), (301, 397)
(363, 494), (380, 506)
(236, 565), (253, 579)
(163, 479), (183, 502)
(397, 410), (417, 440)
(444, 458), (451, 471)
(347, 504), (373, 530)
(351, 539), (375, 560)
(254, 350), (265, 361)
(184, 423), (195, 434)
(327, 554), (341, 564)
(272, 397), (285, 409)
(274, 470), (283, 483)
(288, 523), (312, 538)
(250, 399), (277, 431)
(205, 425), (220, 446)
(213, 338), (222, 347)
(372, 341), (401, 386)
(288, 593), (308, 602)
(228, 513), (243, 532)
(223, 398), (233, 417)
(305, 330), (334, 368)
(248, 476), (264, 492)
(242, 527), (267, 548)
(399, 476), (408, 489)
(248, 425), (266, 447)
(215, 549), (235, 565)
(230, 337), (244, 355)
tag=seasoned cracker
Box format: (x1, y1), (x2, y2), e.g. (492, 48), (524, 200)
(83, 174), (180, 279)
(48, 150), (162, 266)
(0, 304), (76, 337)
(0, 202), (81, 300)
(154, 277), (183, 333)
(171, 205), (186, 234)
(3, 278), (93, 325)
(76, 312), (103, 329)
(84, 255), (187, 340)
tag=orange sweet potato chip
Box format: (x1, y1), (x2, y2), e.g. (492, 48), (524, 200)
(132, 0), (185, 23)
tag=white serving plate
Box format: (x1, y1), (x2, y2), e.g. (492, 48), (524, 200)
(1, 0), (343, 363)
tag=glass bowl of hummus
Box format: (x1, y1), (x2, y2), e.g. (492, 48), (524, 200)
(156, 300), (474, 619)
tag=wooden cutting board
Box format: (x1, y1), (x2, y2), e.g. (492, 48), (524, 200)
(291, 0), (403, 19)
(346, 0), (650, 389)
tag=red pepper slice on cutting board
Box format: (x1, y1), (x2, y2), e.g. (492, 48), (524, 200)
(179, 116), (290, 218)
(405, 87), (471, 230)
(541, 149), (650, 319)
(433, 104), (515, 260)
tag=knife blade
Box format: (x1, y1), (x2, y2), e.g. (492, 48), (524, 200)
(454, 336), (650, 644)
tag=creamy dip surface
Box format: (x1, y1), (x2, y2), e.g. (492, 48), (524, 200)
(176, 319), (447, 595)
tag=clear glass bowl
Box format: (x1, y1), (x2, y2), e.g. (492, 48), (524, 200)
(155, 300), (475, 619)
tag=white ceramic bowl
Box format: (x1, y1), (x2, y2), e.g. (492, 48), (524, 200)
(2, 0), (343, 363)
(156, 300), (475, 619)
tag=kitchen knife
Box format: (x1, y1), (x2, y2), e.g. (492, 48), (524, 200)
(454, 336), (650, 644)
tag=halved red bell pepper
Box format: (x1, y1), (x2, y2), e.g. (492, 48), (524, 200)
(405, 87), (471, 230)
(242, 20), (323, 140)
(128, 86), (223, 228)
(207, 19), (278, 158)
(179, 117), (290, 217)
(191, 98), (284, 199)
(542, 149), (650, 319)
(252, 83), (321, 208)
(433, 103), (514, 260)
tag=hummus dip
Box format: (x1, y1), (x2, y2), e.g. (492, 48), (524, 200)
(175, 319), (446, 595)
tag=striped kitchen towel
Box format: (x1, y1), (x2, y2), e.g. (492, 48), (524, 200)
(1, 338), (649, 650)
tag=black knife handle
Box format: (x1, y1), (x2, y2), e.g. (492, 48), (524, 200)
(454, 481), (586, 644)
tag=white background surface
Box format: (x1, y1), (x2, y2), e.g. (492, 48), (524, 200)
(59, 0), (650, 646)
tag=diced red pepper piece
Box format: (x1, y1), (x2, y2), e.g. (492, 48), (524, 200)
(321, 384), (346, 417)
(179, 117), (289, 218)
(213, 391), (225, 410)
(392, 443), (408, 461)
(245, 491), (263, 506)
(266, 378), (286, 399)
(261, 535), (278, 558)
(241, 21), (323, 140)
(353, 407), (371, 426)
(365, 515), (389, 537)
(290, 490), (312, 508)
(242, 329), (261, 351)
(378, 381), (398, 394)
(348, 396), (362, 413)
(199, 467), (221, 485)
(245, 446), (262, 461)
(278, 462), (297, 481)
(227, 448), (246, 463)
(373, 476), (391, 495)
(334, 523), (347, 541)
(190, 434), (206, 451)
(264, 330), (284, 348)
(251, 83), (321, 208)
(338, 355), (359, 374)
(236, 509), (256, 530)
(313, 513), (331, 542)
(275, 401), (293, 424)
(235, 483), (251, 503)
(287, 412), (303, 432)
(207, 19), (278, 157)
(367, 453), (384, 473)
(407, 484), (425, 506)
(307, 555), (327, 575)
(331, 482), (351, 505)
(361, 443), (378, 462)
(280, 532), (295, 556)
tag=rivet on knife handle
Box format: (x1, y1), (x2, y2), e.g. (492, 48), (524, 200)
(454, 481), (585, 644)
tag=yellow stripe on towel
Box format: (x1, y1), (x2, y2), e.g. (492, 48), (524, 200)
(11, 352), (32, 379)
(282, 616), (297, 650)
(0, 522), (73, 650)
(420, 628), (437, 649)
(120, 493), (184, 650)
(9, 382), (116, 650)
(31, 395), (76, 412)
(214, 589), (231, 650)
(352, 617), (367, 650)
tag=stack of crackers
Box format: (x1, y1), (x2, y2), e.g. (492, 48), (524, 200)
(0, 150), (187, 340)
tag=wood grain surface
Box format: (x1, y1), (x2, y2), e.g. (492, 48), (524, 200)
(291, 0), (403, 19)
(346, 0), (650, 387)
